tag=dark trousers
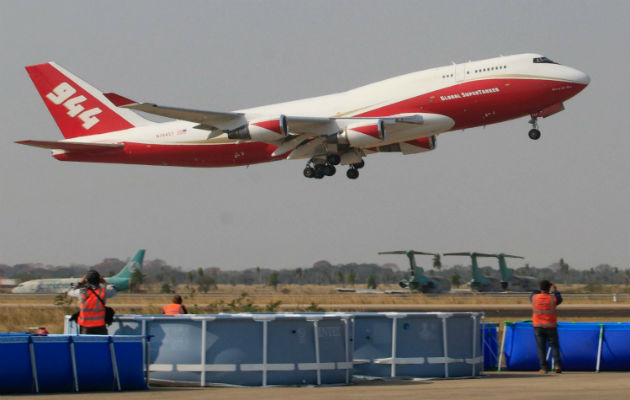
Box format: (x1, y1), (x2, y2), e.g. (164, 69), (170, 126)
(534, 327), (561, 370)
(80, 325), (108, 335)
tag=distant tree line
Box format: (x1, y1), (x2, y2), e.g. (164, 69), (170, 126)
(1, 257), (628, 291)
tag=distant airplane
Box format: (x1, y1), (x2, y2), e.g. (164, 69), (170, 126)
(18, 54), (589, 179)
(443, 252), (501, 292)
(443, 252), (535, 292)
(491, 253), (537, 291)
(11, 249), (145, 294)
(378, 250), (450, 293)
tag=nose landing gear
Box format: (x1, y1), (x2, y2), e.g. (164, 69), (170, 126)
(528, 115), (541, 140)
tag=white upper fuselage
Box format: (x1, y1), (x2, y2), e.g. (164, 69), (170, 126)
(241, 53), (588, 117)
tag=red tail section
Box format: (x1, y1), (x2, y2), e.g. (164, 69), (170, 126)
(25, 62), (142, 139)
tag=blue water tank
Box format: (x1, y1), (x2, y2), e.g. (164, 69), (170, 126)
(503, 322), (630, 371)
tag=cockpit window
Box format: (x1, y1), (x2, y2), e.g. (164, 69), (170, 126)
(533, 56), (559, 64)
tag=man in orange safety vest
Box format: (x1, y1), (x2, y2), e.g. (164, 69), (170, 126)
(68, 269), (115, 335)
(530, 279), (563, 373)
(163, 294), (188, 315)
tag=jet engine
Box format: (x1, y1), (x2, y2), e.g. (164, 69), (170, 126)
(337, 119), (386, 147)
(227, 115), (288, 141)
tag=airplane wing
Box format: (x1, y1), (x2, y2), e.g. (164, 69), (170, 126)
(16, 140), (123, 152)
(105, 93), (436, 137)
(104, 93), (246, 131)
(126, 103), (245, 130)
(108, 93), (338, 136)
(104, 93), (453, 162)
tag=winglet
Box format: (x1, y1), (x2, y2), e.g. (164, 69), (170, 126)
(104, 92), (137, 107)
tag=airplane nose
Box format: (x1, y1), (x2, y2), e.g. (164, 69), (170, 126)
(575, 71), (590, 86)
(567, 67), (590, 86)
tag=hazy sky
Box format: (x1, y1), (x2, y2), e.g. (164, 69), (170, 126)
(1, 1), (628, 271)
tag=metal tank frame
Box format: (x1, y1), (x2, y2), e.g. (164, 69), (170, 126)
(352, 312), (485, 379)
(66, 313), (354, 387)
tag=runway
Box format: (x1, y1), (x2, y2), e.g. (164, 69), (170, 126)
(2, 371), (628, 400)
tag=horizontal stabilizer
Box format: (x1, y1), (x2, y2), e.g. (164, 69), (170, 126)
(103, 92), (137, 107)
(16, 140), (123, 152)
(379, 250), (439, 256)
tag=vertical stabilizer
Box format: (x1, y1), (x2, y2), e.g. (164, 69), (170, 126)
(106, 249), (145, 291)
(25, 62), (150, 139)
(469, 253), (489, 286)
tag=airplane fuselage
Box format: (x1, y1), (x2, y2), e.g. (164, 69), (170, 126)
(26, 53), (589, 171)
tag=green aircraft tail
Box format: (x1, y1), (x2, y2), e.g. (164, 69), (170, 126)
(497, 255), (514, 282)
(106, 249), (145, 291)
(469, 254), (489, 287)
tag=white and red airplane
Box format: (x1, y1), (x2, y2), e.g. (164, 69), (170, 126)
(19, 54), (589, 179)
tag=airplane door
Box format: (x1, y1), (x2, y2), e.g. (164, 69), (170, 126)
(455, 63), (467, 82)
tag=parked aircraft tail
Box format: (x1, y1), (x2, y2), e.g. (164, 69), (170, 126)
(25, 62), (150, 139)
(106, 249), (145, 291)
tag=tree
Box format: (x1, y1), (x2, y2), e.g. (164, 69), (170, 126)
(433, 254), (442, 270)
(450, 272), (462, 288)
(160, 283), (172, 293)
(335, 270), (344, 284)
(294, 268), (303, 284)
(366, 274), (377, 289)
(129, 268), (145, 293)
(347, 270), (356, 287)
(560, 258), (570, 275)
(197, 275), (215, 293)
(156, 266), (166, 283)
(185, 271), (194, 289)
(268, 271), (279, 290)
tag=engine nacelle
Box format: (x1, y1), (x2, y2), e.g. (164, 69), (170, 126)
(227, 115), (288, 142)
(337, 119), (386, 147)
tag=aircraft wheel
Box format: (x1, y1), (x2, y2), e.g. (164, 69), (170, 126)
(303, 167), (315, 178)
(346, 168), (359, 179)
(528, 128), (541, 140)
(327, 154), (341, 165)
(314, 170), (324, 179)
(314, 164), (326, 175)
(353, 160), (365, 169)
(324, 164), (336, 176)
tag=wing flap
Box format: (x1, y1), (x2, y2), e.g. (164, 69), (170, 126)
(16, 140), (123, 152)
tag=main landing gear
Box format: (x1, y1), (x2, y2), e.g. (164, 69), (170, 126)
(303, 155), (364, 180)
(528, 115), (541, 140)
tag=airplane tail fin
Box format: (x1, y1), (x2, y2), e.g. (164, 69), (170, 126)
(107, 249), (145, 291)
(25, 62), (151, 139)
(471, 261), (483, 281)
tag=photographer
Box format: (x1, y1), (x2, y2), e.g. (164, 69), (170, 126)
(68, 269), (116, 335)
(530, 280), (563, 373)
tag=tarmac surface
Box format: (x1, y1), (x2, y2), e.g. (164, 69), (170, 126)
(3, 371), (629, 400)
